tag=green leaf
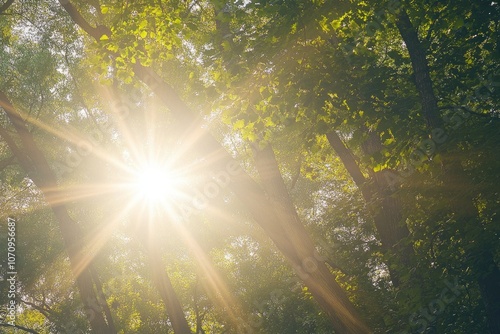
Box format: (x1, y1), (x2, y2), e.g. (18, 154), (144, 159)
(383, 138), (394, 146)
(330, 19), (341, 30)
(233, 119), (245, 130)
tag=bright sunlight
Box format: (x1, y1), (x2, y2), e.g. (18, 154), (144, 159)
(133, 164), (181, 206)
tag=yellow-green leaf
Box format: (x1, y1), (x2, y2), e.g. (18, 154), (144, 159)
(233, 119), (245, 130)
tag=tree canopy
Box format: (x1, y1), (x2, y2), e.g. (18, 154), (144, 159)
(0, 0), (499, 333)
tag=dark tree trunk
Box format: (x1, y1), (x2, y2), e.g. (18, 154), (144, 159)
(0, 0), (14, 14)
(395, 10), (500, 332)
(327, 131), (412, 287)
(442, 159), (500, 334)
(395, 9), (443, 130)
(477, 251), (500, 334)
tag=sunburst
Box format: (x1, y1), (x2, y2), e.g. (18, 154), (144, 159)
(134, 164), (178, 203)
(129, 161), (186, 215)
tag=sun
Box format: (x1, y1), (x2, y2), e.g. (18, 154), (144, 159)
(132, 163), (181, 206)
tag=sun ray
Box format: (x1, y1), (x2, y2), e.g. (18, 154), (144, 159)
(72, 195), (142, 278)
(171, 221), (244, 326)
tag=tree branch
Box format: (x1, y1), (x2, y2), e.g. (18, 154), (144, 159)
(21, 299), (56, 320)
(326, 131), (370, 198)
(439, 105), (500, 121)
(58, 0), (110, 40)
(0, 322), (40, 334)
(0, 125), (33, 175)
(289, 154), (302, 191)
(0, 0), (14, 14)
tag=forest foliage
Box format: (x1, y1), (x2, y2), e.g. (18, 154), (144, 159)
(0, 0), (499, 333)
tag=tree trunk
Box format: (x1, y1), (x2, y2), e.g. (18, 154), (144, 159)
(0, 0), (15, 14)
(251, 144), (371, 333)
(476, 249), (500, 334)
(91, 266), (117, 333)
(442, 159), (500, 334)
(326, 131), (412, 287)
(395, 9), (443, 130)
(145, 238), (192, 334)
(0, 91), (114, 334)
(193, 284), (206, 334)
(395, 10), (500, 332)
